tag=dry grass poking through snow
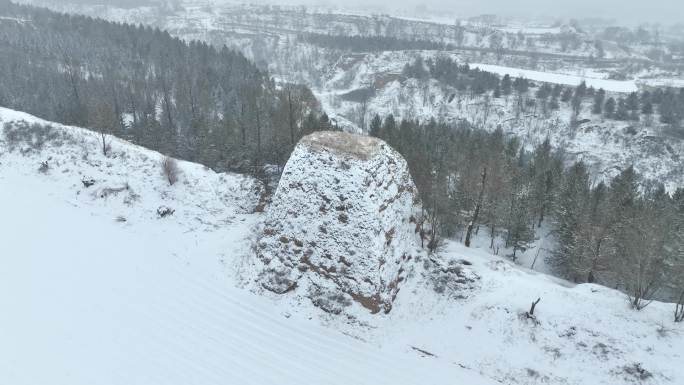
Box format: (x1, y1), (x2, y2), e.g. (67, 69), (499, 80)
(300, 130), (384, 160)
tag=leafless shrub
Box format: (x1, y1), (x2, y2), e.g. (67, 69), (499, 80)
(542, 346), (562, 360)
(98, 185), (128, 199)
(38, 160), (49, 173)
(123, 189), (140, 206)
(656, 322), (675, 338)
(3, 122), (19, 147)
(628, 282), (659, 311)
(620, 248), (664, 312)
(82, 178), (96, 188)
(423, 213), (445, 254)
(162, 156), (179, 186)
(157, 206), (175, 218)
(592, 342), (618, 361)
(4, 122), (62, 152)
(618, 362), (653, 382)
(525, 368), (540, 379)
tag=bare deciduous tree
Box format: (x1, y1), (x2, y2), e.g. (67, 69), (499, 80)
(465, 167), (487, 247)
(675, 290), (684, 323)
(100, 131), (110, 156)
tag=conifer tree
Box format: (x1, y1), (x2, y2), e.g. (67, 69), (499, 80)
(369, 114), (382, 138)
(592, 89), (606, 114)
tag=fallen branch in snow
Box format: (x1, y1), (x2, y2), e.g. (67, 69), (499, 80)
(520, 297), (542, 325)
(527, 297), (541, 317)
(411, 346), (437, 358)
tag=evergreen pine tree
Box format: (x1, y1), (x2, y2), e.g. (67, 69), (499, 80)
(369, 114), (382, 138)
(592, 89), (606, 114)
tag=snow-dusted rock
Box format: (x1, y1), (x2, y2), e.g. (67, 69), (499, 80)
(257, 131), (421, 313)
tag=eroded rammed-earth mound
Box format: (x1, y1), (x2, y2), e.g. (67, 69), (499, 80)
(257, 131), (421, 313)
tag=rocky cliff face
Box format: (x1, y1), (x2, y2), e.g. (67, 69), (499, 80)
(257, 131), (421, 314)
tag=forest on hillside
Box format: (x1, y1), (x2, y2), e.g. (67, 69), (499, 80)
(369, 115), (684, 304)
(299, 32), (454, 52)
(402, 57), (684, 130)
(0, 1), (326, 176)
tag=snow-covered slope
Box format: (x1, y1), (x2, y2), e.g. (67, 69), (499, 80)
(1, 107), (682, 385)
(0, 107), (492, 385)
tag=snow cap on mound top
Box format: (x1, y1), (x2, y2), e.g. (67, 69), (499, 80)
(257, 130), (422, 314)
(299, 130), (382, 160)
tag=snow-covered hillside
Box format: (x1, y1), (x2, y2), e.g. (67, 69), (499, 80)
(1, 108), (683, 385)
(0, 108), (491, 385)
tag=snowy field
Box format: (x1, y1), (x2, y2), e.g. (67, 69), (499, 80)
(1, 107), (683, 385)
(0, 167), (485, 385)
(469, 63), (639, 93)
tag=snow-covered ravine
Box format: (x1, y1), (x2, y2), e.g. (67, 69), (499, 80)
(1, 108), (682, 385)
(316, 51), (684, 189)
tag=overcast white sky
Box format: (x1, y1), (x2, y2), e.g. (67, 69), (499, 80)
(39, 0), (684, 25)
(255, 0), (684, 25)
